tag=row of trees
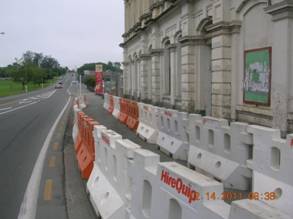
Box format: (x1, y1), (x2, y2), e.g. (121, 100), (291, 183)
(0, 51), (68, 89)
(77, 61), (122, 76)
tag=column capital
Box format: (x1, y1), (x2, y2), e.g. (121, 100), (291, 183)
(265, 0), (293, 21)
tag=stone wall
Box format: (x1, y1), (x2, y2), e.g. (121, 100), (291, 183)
(121, 0), (293, 133)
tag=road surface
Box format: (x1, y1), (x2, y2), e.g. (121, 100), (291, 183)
(0, 74), (74, 219)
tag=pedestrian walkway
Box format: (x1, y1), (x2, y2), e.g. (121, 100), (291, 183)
(83, 93), (187, 166)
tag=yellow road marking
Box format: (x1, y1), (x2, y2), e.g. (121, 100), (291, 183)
(48, 156), (56, 167)
(52, 143), (59, 151)
(43, 179), (53, 201)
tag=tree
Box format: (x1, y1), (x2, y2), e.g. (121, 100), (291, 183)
(77, 61), (122, 75)
(83, 75), (96, 90)
(5, 50), (67, 89)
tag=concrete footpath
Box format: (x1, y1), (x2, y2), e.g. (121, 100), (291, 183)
(83, 92), (187, 166)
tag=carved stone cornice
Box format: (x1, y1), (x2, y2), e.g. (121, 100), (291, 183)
(205, 21), (242, 36)
(265, 0), (293, 21)
(179, 35), (205, 46)
(122, 0), (180, 45)
(140, 54), (151, 60)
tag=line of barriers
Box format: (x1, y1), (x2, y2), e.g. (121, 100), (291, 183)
(71, 95), (293, 219)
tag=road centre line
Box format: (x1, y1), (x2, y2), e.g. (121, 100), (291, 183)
(17, 97), (71, 219)
(43, 179), (53, 201)
(48, 156), (56, 168)
(52, 143), (59, 151)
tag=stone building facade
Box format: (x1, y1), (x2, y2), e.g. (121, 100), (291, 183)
(121, 0), (293, 133)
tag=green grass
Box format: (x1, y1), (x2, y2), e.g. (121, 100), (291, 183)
(0, 78), (58, 97)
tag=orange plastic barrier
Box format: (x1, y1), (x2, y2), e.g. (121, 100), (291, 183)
(118, 98), (128, 123)
(108, 95), (114, 114)
(75, 113), (99, 179)
(75, 112), (86, 152)
(126, 100), (139, 131)
(76, 144), (93, 179)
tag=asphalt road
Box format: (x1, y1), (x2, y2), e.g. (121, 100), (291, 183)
(0, 73), (75, 219)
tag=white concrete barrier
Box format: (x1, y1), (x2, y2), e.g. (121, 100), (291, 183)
(87, 163), (124, 219)
(156, 107), (189, 160)
(137, 102), (159, 144)
(88, 127), (142, 219)
(129, 148), (230, 219)
(112, 96), (121, 119)
(93, 124), (107, 160)
(246, 125), (293, 218)
(229, 199), (291, 219)
(188, 114), (252, 191)
(75, 96), (86, 109)
(84, 109), (292, 219)
(103, 93), (109, 111)
(72, 104), (80, 144)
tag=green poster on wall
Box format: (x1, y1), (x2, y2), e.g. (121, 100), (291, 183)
(243, 47), (271, 105)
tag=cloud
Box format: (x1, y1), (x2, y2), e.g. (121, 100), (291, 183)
(0, 0), (124, 68)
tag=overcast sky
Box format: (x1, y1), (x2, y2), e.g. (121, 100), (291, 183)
(0, 0), (124, 69)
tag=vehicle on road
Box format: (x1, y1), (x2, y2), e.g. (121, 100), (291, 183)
(71, 81), (78, 85)
(55, 82), (63, 89)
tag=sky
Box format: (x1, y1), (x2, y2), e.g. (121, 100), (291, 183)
(0, 0), (124, 69)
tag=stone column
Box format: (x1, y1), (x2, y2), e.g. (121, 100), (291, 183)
(170, 45), (176, 105)
(140, 54), (151, 101)
(131, 61), (137, 97)
(180, 42), (195, 112)
(137, 59), (141, 99)
(122, 62), (129, 96)
(175, 43), (181, 100)
(230, 23), (241, 121)
(151, 49), (162, 104)
(210, 33), (232, 119)
(124, 0), (128, 32)
(266, 1), (293, 134)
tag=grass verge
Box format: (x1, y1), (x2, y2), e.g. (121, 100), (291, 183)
(0, 78), (58, 97)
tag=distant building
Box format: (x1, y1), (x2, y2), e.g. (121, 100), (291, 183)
(103, 70), (123, 97)
(84, 70), (95, 77)
(121, 0), (293, 133)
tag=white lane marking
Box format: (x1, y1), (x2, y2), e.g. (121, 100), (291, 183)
(41, 90), (56, 99)
(30, 97), (39, 100)
(0, 101), (38, 116)
(17, 97), (71, 219)
(19, 101), (33, 105)
(19, 99), (31, 104)
(67, 84), (73, 95)
(0, 107), (12, 111)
